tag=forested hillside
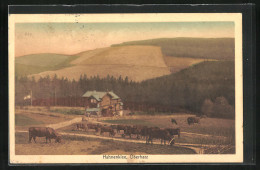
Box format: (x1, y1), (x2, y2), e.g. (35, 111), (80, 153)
(112, 38), (235, 60)
(16, 60), (234, 118)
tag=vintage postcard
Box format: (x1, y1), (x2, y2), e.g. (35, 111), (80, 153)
(9, 13), (243, 164)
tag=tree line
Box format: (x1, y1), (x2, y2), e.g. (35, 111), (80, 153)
(16, 61), (235, 119)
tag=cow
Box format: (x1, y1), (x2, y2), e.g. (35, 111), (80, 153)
(76, 123), (87, 131)
(187, 117), (200, 125)
(146, 128), (173, 145)
(165, 128), (181, 138)
(116, 125), (128, 133)
(171, 119), (177, 125)
(139, 126), (160, 142)
(110, 124), (117, 130)
(87, 123), (100, 132)
(29, 127), (62, 143)
(123, 125), (142, 139)
(100, 126), (115, 137)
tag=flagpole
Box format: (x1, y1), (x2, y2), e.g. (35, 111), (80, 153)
(54, 87), (56, 106)
(30, 90), (32, 107)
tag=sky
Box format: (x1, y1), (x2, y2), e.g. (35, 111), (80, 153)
(15, 22), (235, 57)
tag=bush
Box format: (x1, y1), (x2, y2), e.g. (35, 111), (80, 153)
(201, 97), (235, 119)
(201, 99), (214, 117)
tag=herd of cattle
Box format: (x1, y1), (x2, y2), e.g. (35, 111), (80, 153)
(27, 116), (202, 145)
(76, 123), (180, 145)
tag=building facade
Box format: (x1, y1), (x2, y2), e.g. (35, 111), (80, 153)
(82, 90), (123, 117)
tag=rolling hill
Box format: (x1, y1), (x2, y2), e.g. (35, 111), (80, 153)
(15, 53), (79, 77)
(16, 37), (235, 82)
(29, 46), (171, 82)
(112, 38), (235, 60)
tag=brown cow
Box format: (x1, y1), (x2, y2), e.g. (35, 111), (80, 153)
(146, 128), (173, 145)
(29, 127), (62, 143)
(187, 117), (200, 125)
(110, 124), (117, 130)
(87, 123), (100, 132)
(165, 128), (181, 138)
(116, 125), (128, 133)
(100, 126), (115, 137)
(76, 123), (87, 131)
(123, 126), (142, 139)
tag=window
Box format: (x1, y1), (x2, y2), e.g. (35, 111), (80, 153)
(91, 99), (97, 103)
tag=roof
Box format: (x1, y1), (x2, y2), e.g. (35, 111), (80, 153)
(86, 108), (100, 112)
(82, 90), (120, 100)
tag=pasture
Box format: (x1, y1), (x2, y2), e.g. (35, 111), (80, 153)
(14, 107), (235, 155)
(15, 132), (195, 155)
(100, 115), (235, 146)
(15, 106), (77, 131)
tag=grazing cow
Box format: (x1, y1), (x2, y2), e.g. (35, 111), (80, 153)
(76, 123), (87, 131)
(29, 127), (62, 143)
(140, 126), (148, 137)
(116, 125), (128, 133)
(171, 119), (177, 125)
(140, 126), (160, 142)
(100, 126), (115, 137)
(110, 124), (117, 130)
(87, 123), (100, 132)
(123, 126), (142, 139)
(146, 128), (173, 145)
(187, 117), (200, 125)
(165, 128), (181, 138)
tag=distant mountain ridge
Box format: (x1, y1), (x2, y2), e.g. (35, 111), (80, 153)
(112, 37), (235, 60)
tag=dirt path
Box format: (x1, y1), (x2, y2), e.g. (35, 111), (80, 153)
(180, 132), (228, 139)
(46, 117), (82, 129)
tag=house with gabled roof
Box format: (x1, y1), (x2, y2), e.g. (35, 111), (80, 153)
(82, 90), (123, 117)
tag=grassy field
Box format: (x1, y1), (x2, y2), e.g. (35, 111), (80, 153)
(29, 45), (171, 82)
(79, 46), (167, 67)
(15, 132), (196, 155)
(102, 119), (155, 127)
(101, 115), (235, 137)
(15, 53), (80, 77)
(16, 53), (76, 67)
(100, 114), (235, 146)
(164, 56), (216, 73)
(15, 114), (43, 126)
(49, 108), (85, 115)
(71, 47), (109, 65)
(14, 107), (235, 154)
(31, 64), (171, 82)
(15, 107), (77, 130)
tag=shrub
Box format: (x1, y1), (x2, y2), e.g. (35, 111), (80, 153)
(201, 97), (235, 119)
(201, 99), (214, 117)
